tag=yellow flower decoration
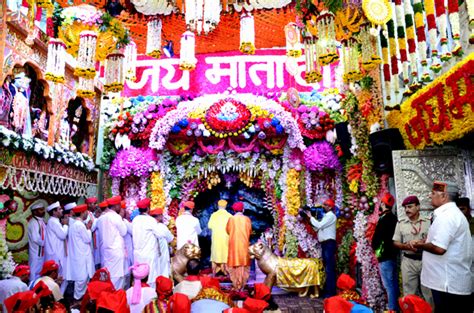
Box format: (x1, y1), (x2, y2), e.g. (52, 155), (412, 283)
(286, 169), (301, 216)
(151, 172), (166, 210)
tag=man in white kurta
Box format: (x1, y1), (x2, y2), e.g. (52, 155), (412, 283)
(66, 204), (95, 300)
(98, 196), (127, 289)
(95, 201), (109, 267)
(123, 206), (134, 289)
(175, 201), (201, 250)
(133, 198), (173, 287)
(44, 201), (68, 293)
(86, 197), (101, 268)
(27, 202), (47, 282)
(150, 208), (174, 278)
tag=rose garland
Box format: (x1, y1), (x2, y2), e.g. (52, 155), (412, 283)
(447, 0), (462, 56)
(434, 0), (450, 61)
(394, 0), (409, 84)
(386, 19), (399, 94)
(354, 212), (386, 309)
(412, 0), (430, 82)
(386, 55), (474, 149)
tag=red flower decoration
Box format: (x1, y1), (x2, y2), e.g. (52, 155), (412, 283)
(204, 99), (251, 136)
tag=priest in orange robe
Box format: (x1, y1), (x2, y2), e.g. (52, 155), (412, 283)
(226, 202), (252, 291)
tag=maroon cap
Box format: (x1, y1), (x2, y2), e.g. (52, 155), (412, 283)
(402, 196), (419, 207)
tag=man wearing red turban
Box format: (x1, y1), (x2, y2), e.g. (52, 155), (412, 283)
(226, 202), (252, 291)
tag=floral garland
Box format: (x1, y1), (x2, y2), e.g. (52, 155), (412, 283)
(285, 168), (301, 216)
(447, 0), (462, 56)
(285, 215), (321, 258)
(336, 230), (354, 274)
(150, 172), (166, 210)
(0, 126), (95, 171)
(412, 0), (430, 82)
(303, 141), (341, 172)
(109, 147), (157, 178)
(386, 19), (399, 94)
(425, 0), (441, 72)
(434, 0), (450, 61)
(342, 94), (379, 198)
(403, 0), (417, 82)
(386, 54), (474, 149)
(394, 0), (409, 84)
(467, 0), (474, 43)
(379, 28), (391, 100)
(354, 212), (386, 310)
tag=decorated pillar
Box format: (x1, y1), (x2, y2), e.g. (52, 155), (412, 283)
(0, 0), (7, 83)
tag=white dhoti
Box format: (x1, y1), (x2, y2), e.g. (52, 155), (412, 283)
(73, 279), (89, 300)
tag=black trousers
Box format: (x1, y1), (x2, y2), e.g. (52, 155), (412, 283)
(431, 289), (472, 313)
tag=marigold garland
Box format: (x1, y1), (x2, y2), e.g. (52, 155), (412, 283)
(404, 0), (417, 81)
(425, 0), (441, 72)
(447, 0), (462, 56)
(151, 172), (166, 210)
(285, 168), (301, 216)
(387, 53), (474, 149)
(434, 0), (450, 61)
(380, 28), (391, 100)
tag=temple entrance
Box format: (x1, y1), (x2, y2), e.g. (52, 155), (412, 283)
(193, 175), (274, 269)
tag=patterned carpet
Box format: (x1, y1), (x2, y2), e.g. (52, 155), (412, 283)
(272, 294), (324, 313)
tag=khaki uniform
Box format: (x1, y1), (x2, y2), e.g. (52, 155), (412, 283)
(393, 216), (433, 305)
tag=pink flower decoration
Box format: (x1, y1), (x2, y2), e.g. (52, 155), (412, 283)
(303, 141), (341, 172)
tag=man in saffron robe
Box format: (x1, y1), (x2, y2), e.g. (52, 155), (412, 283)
(226, 202), (252, 291)
(208, 199), (232, 276)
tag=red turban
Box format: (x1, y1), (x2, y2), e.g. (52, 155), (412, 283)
(232, 202), (244, 212)
(96, 290), (129, 313)
(4, 291), (39, 313)
(86, 197), (97, 204)
(243, 297), (269, 313)
(99, 201), (108, 209)
(324, 199), (336, 208)
(137, 198), (151, 209)
(223, 309), (251, 313)
(183, 201), (195, 210)
(155, 276), (173, 300)
(336, 274), (356, 291)
(199, 275), (221, 291)
(121, 200), (126, 209)
(323, 295), (354, 313)
(254, 283), (271, 301)
(168, 293), (191, 313)
(33, 281), (53, 298)
(40, 260), (59, 276)
(73, 204), (88, 214)
(381, 193), (395, 207)
(106, 196), (122, 206)
(87, 281), (115, 301)
(13, 265), (30, 277)
(150, 208), (164, 215)
(399, 295), (432, 313)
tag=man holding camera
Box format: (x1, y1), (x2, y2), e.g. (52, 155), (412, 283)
(303, 199), (337, 297)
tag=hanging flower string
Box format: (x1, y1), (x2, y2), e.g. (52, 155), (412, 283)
(467, 0), (474, 43)
(146, 19), (162, 59)
(425, 0), (441, 72)
(304, 37), (322, 83)
(412, 0), (430, 82)
(447, 0), (462, 56)
(45, 39), (66, 83)
(104, 51), (125, 93)
(379, 28), (391, 100)
(386, 19), (399, 94)
(75, 31), (97, 79)
(434, 0), (450, 61)
(240, 13), (255, 55)
(285, 22), (302, 58)
(394, 0), (409, 85)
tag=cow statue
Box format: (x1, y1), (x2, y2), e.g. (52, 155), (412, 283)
(249, 242), (324, 298)
(171, 243), (201, 283)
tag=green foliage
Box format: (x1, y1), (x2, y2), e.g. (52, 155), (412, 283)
(337, 230), (354, 274)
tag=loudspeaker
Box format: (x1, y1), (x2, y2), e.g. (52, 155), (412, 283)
(335, 122), (351, 157)
(369, 128), (405, 174)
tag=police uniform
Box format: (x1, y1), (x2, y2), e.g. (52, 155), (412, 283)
(393, 215), (433, 304)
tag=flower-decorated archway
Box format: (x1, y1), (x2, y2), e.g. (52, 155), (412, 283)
(108, 93), (345, 258)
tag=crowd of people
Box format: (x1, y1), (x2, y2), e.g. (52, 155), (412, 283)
(371, 181), (473, 313)
(0, 179), (472, 312)
(0, 196), (264, 312)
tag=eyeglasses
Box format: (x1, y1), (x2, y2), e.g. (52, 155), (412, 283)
(432, 181), (447, 193)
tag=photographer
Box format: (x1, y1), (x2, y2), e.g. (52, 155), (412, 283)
(302, 199), (337, 298)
